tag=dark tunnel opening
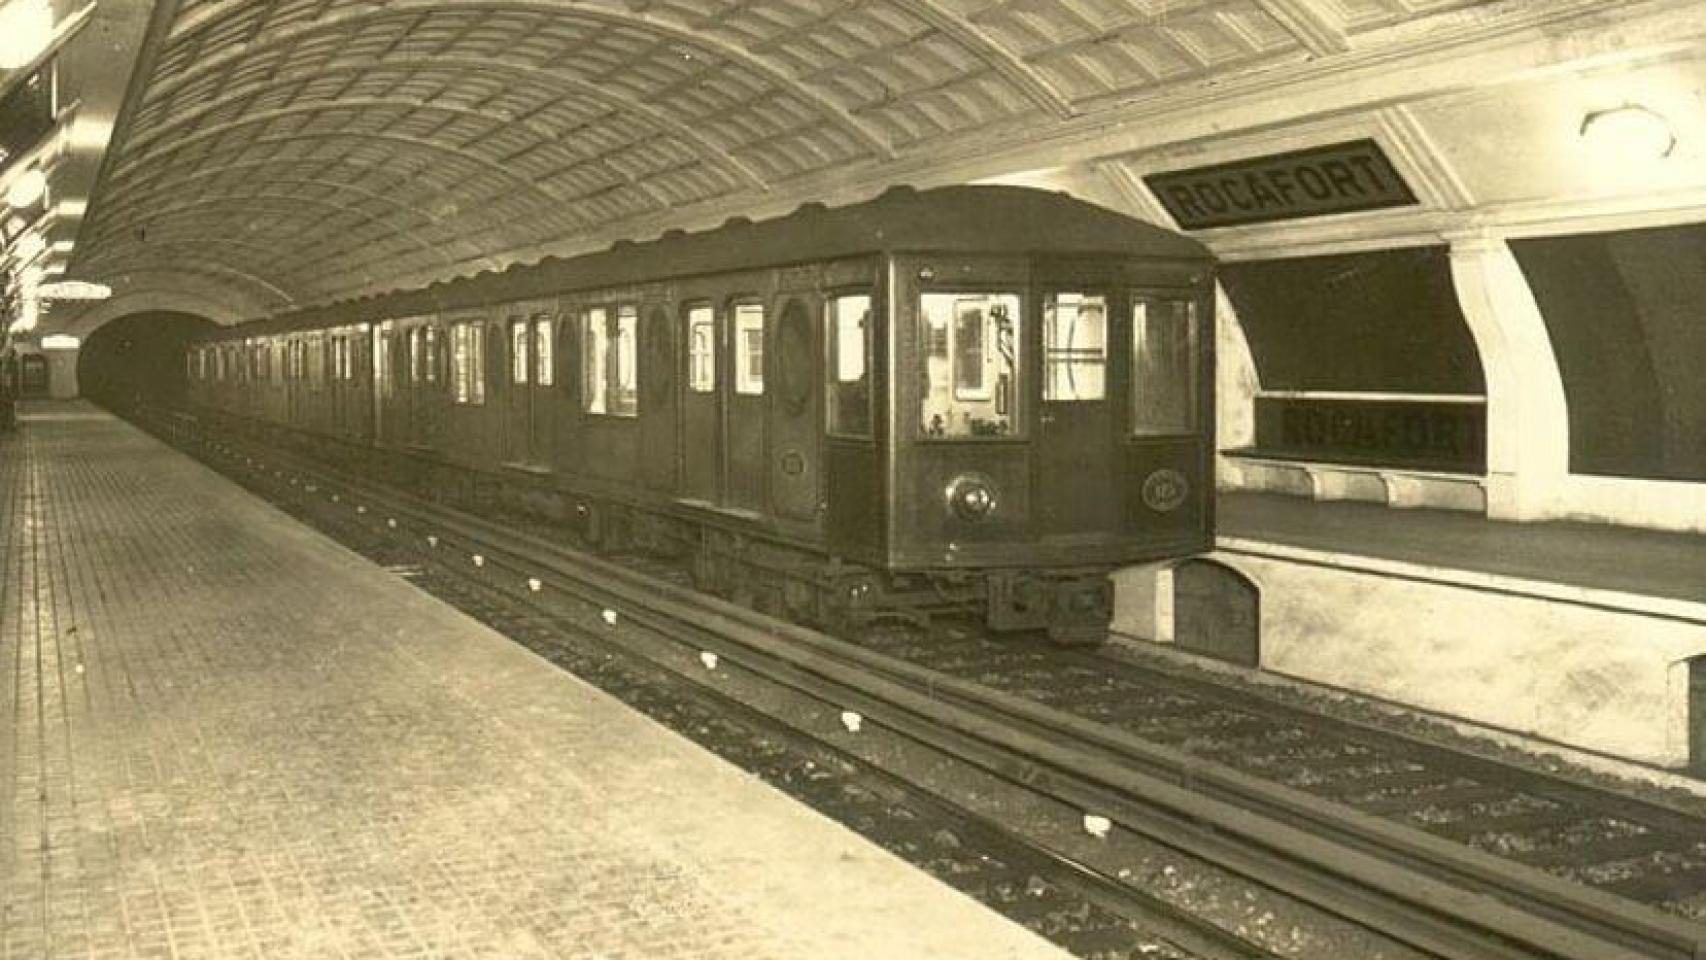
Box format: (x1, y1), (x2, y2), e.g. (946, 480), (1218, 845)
(78, 312), (220, 410)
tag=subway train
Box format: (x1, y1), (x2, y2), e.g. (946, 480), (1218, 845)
(184, 185), (1216, 644)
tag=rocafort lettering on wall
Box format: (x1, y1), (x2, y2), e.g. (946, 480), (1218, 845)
(1144, 139), (1418, 230)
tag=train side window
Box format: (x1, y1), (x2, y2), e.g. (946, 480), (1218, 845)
(582, 308), (609, 413)
(452, 322), (485, 404)
(377, 322), (395, 397)
(734, 302), (764, 396)
(511, 320), (529, 384)
(687, 305), (715, 393)
(826, 293), (872, 438)
(582, 306), (639, 417)
(613, 305), (638, 415)
(1130, 297), (1200, 436)
(1043, 293), (1107, 401)
(424, 326), (439, 383)
(919, 292), (1021, 438)
(534, 317), (554, 386)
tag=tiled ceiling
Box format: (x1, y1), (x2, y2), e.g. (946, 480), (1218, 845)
(72, 0), (1510, 310)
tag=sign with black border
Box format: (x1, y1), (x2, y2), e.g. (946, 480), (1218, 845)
(1144, 139), (1418, 230)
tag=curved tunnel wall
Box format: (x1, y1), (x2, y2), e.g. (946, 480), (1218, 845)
(78, 312), (220, 409)
(1216, 246), (1488, 473)
(1511, 222), (1706, 484)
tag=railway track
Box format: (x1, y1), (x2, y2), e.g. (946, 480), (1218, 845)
(152, 409), (1706, 960)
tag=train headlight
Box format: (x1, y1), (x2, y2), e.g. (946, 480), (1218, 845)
(945, 473), (998, 522)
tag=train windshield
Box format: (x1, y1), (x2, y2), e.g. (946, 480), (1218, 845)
(1131, 297), (1200, 435)
(919, 292), (1021, 438)
(1043, 293), (1107, 401)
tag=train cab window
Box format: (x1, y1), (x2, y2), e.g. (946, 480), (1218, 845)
(511, 320), (530, 384)
(452, 321), (486, 404)
(1130, 297), (1200, 436)
(826, 293), (872, 438)
(582, 306), (639, 416)
(687, 305), (715, 393)
(534, 317), (554, 386)
(919, 292), (1021, 438)
(734, 302), (765, 395)
(1043, 293), (1107, 402)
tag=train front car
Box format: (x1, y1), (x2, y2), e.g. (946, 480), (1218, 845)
(861, 188), (1215, 644)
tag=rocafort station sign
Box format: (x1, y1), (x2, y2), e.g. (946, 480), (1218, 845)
(1144, 139), (1418, 230)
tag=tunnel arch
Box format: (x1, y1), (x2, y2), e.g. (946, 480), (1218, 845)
(76, 311), (221, 410)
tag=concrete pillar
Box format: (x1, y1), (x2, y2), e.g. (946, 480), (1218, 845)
(45, 348), (80, 398)
(1447, 237), (1569, 521)
(1215, 284), (1259, 453)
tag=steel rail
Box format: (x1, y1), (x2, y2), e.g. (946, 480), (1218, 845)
(178, 425), (1292, 960)
(185, 417), (1705, 960)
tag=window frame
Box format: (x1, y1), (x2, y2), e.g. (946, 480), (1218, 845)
(732, 299), (765, 397)
(1128, 293), (1202, 439)
(511, 318), (530, 385)
(916, 288), (1025, 441)
(1042, 290), (1110, 404)
(534, 315), (554, 387)
(451, 319), (487, 405)
(825, 289), (875, 440)
(580, 304), (639, 418)
(685, 302), (716, 394)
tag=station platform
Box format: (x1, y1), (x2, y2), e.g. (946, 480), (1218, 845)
(1115, 488), (1706, 770)
(0, 401), (1069, 960)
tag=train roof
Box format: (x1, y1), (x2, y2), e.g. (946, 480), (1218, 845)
(204, 185), (1210, 339)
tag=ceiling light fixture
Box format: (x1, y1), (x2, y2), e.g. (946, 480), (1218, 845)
(0, 0), (55, 70)
(11, 231), (47, 263)
(1580, 105), (1676, 160)
(5, 168), (48, 209)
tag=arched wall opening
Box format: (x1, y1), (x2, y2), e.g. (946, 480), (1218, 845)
(77, 311), (221, 410)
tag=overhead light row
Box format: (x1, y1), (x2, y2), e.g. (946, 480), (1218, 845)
(0, 0), (56, 70)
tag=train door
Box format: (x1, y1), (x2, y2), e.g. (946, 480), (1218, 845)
(372, 320), (394, 445)
(502, 309), (555, 466)
(725, 299), (768, 512)
(504, 314), (531, 463)
(286, 339), (300, 426)
(768, 295), (821, 522)
(329, 332), (347, 433)
(638, 305), (676, 491)
(529, 313), (555, 464)
(1036, 290), (1116, 533)
(419, 323), (443, 447)
(679, 303), (720, 503)
(353, 327), (374, 441)
(398, 325), (419, 443)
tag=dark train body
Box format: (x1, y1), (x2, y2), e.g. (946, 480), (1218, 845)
(185, 185), (1216, 643)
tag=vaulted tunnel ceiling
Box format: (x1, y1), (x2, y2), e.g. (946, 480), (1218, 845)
(65, 0), (1614, 315)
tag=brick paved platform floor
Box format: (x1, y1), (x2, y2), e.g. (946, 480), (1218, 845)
(1, 401), (1070, 960)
